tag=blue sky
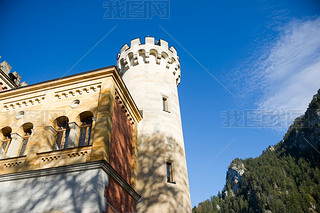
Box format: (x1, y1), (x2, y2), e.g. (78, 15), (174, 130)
(1, 0), (320, 207)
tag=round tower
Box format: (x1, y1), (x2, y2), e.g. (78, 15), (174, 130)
(117, 37), (191, 212)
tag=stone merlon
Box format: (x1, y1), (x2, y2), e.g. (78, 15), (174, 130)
(0, 58), (27, 91)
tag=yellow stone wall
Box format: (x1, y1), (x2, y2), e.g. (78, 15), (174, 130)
(0, 66), (141, 177)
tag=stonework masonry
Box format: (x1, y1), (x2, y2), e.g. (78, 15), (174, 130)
(117, 37), (192, 212)
(0, 57), (27, 91)
(0, 66), (141, 213)
(0, 37), (191, 212)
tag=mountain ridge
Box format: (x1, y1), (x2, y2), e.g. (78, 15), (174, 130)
(193, 89), (320, 213)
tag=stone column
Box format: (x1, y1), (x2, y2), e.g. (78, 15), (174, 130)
(67, 122), (80, 148)
(6, 133), (22, 158)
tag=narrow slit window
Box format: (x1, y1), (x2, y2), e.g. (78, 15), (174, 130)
(163, 97), (168, 112)
(166, 162), (174, 183)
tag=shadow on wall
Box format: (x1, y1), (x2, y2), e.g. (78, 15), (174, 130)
(137, 132), (190, 213)
(107, 98), (137, 213)
(0, 167), (103, 213)
(110, 97), (133, 184)
(0, 102), (109, 213)
(0, 93), (140, 213)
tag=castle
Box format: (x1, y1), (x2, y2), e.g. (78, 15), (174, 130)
(0, 37), (191, 213)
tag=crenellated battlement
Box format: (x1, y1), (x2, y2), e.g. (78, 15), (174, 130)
(0, 57), (27, 91)
(117, 37), (181, 85)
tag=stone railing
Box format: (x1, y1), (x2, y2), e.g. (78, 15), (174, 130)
(36, 146), (92, 169)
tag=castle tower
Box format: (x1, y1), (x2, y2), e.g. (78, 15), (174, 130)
(0, 58), (27, 91)
(117, 37), (191, 212)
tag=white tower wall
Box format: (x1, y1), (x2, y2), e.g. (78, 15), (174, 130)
(117, 37), (191, 213)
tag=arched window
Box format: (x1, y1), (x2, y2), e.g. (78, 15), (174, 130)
(54, 116), (70, 150)
(78, 112), (93, 147)
(0, 127), (12, 159)
(18, 123), (33, 156)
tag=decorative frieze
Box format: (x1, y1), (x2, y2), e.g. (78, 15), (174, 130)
(37, 146), (92, 169)
(4, 161), (22, 168)
(41, 155), (60, 162)
(0, 156), (26, 170)
(54, 84), (101, 100)
(115, 91), (135, 125)
(3, 95), (46, 111)
(67, 150), (88, 158)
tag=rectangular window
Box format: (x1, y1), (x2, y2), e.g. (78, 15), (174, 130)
(163, 97), (168, 112)
(166, 162), (174, 183)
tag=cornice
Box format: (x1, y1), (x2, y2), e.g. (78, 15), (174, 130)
(0, 66), (116, 100)
(112, 68), (142, 123)
(0, 65), (141, 122)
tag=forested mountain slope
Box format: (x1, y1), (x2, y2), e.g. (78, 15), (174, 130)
(193, 90), (320, 213)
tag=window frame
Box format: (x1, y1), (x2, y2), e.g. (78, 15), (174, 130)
(162, 96), (169, 112)
(166, 161), (175, 183)
(0, 136), (11, 159)
(78, 123), (92, 147)
(55, 127), (70, 150)
(17, 132), (31, 156)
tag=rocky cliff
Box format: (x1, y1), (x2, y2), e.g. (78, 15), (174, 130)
(223, 159), (245, 197)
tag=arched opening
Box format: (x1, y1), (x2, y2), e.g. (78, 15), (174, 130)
(54, 116), (70, 150)
(170, 57), (176, 66)
(18, 123), (33, 156)
(161, 52), (169, 67)
(138, 49), (146, 64)
(120, 58), (127, 74)
(78, 111), (93, 147)
(0, 127), (12, 159)
(128, 52), (135, 66)
(150, 49), (158, 64)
